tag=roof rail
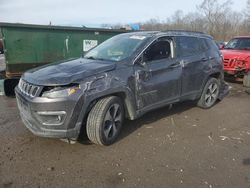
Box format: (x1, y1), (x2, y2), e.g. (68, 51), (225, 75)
(162, 30), (205, 34)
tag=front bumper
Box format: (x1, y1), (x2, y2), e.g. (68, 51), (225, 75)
(15, 87), (84, 139)
(224, 69), (237, 75)
(224, 67), (249, 77)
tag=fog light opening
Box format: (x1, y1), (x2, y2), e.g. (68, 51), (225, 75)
(35, 111), (66, 126)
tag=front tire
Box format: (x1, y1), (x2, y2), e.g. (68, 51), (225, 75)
(86, 96), (124, 145)
(197, 78), (220, 109)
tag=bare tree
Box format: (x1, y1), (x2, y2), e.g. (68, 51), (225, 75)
(245, 0), (250, 18)
(182, 12), (205, 31)
(142, 18), (166, 30)
(197, 0), (232, 38)
(107, 0), (249, 41)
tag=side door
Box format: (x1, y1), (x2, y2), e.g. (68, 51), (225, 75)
(134, 37), (182, 110)
(175, 36), (210, 97)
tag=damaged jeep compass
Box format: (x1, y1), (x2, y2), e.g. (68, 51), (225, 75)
(15, 31), (229, 145)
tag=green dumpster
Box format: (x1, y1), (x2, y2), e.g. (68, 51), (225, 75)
(0, 22), (127, 78)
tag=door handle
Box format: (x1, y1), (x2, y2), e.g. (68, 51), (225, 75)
(201, 57), (215, 62)
(201, 57), (209, 61)
(170, 62), (181, 68)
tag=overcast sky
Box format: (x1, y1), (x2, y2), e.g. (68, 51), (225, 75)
(0, 0), (248, 27)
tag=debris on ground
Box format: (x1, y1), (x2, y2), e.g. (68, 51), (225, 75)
(220, 136), (229, 141)
(245, 89), (250, 94)
(171, 118), (176, 126)
(208, 132), (214, 142)
(47, 167), (55, 171)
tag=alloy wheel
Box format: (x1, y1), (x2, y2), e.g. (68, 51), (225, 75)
(205, 83), (219, 106)
(103, 103), (122, 140)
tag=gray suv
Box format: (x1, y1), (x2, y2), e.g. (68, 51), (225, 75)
(15, 31), (228, 145)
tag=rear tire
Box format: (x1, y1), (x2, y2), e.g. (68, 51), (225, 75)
(86, 96), (124, 146)
(197, 78), (220, 109)
(243, 73), (250, 88)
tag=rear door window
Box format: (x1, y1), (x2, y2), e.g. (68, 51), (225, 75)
(176, 36), (204, 56)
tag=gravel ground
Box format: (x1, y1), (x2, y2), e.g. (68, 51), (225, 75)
(0, 82), (249, 188)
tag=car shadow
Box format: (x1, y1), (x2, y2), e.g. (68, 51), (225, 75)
(78, 101), (197, 145)
(224, 76), (242, 84)
(78, 124), (93, 145)
(243, 158), (250, 165)
(117, 101), (196, 143)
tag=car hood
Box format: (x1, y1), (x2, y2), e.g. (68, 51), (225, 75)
(23, 58), (116, 86)
(221, 49), (250, 60)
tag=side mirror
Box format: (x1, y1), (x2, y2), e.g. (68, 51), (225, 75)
(220, 44), (225, 50)
(134, 51), (151, 67)
(135, 56), (146, 67)
(140, 61), (147, 67)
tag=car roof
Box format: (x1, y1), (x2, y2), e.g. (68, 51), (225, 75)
(122, 30), (213, 39)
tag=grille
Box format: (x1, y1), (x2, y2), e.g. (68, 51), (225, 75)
(223, 58), (236, 68)
(18, 79), (40, 97)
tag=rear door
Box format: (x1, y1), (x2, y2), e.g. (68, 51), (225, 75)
(175, 36), (210, 97)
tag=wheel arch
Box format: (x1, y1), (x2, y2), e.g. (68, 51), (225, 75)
(87, 91), (137, 120)
(203, 71), (223, 88)
(197, 71), (223, 99)
(209, 72), (222, 80)
(79, 89), (137, 128)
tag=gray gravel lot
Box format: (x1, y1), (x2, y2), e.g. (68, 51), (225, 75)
(0, 82), (250, 188)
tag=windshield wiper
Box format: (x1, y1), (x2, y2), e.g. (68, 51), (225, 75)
(85, 56), (96, 60)
(85, 56), (108, 61)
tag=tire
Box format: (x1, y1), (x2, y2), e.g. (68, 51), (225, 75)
(197, 78), (220, 109)
(243, 73), (250, 88)
(86, 96), (124, 146)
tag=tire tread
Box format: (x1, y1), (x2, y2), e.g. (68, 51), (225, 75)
(87, 96), (119, 145)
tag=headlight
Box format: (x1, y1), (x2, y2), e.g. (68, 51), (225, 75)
(42, 84), (81, 98)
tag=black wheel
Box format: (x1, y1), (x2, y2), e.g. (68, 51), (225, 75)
(197, 78), (220, 109)
(243, 73), (250, 88)
(86, 96), (124, 145)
